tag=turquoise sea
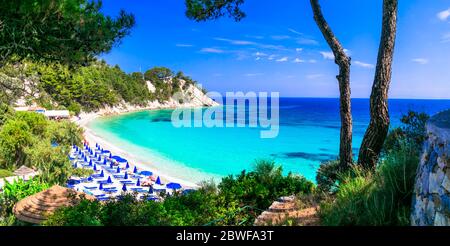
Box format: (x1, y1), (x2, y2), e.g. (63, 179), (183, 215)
(88, 98), (450, 183)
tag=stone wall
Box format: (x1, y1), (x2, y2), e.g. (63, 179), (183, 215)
(411, 110), (450, 226)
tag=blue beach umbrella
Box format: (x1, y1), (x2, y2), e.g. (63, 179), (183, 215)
(111, 156), (127, 163)
(166, 183), (182, 190)
(140, 171), (153, 177)
(110, 162), (114, 168)
(122, 184), (127, 192)
(116, 166), (120, 173)
(136, 179), (141, 186)
(89, 160), (93, 166)
(93, 164), (97, 171)
(124, 172), (128, 180)
(133, 166), (138, 174)
(148, 186), (154, 194)
(126, 162), (130, 169)
(84, 156), (88, 162)
(109, 153), (112, 158)
(99, 183), (103, 190)
(100, 170), (104, 177)
(107, 176), (112, 184)
(97, 156), (101, 161)
(103, 159), (107, 164)
(156, 176), (162, 185)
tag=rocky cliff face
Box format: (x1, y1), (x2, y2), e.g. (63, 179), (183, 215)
(411, 110), (450, 226)
(89, 79), (218, 116)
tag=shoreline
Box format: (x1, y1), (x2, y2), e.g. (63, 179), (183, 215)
(72, 102), (220, 189)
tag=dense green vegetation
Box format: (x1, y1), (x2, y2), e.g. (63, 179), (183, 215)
(0, 178), (50, 226)
(44, 160), (314, 226)
(0, 0), (135, 67)
(0, 104), (87, 184)
(0, 60), (203, 115)
(0, 169), (13, 178)
(318, 111), (427, 226)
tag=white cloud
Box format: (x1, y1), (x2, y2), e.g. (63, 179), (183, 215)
(296, 48), (303, 52)
(268, 54), (278, 60)
(293, 58), (305, 63)
(272, 35), (291, 40)
(259, 44), (287, 50)
(288, 28), (303, 35)
(437, 8), (450, 21)
(255, 57), (261, 61)
(176, 44), (193, 47)
(276, 57), (289, 62)
(320, 51), (335, 60)
(246, 35), (264, 39)
(354, 61), (375, 68)
(215, 37), (287, 50)
(320, 49), (350, 60)
(254, 52), (268, 57)
(297, 38), (319, 45)
(306, 74), (324, 79)
(214, 37), (256, 45)
(200, 48), (225, 54)
(412, 58), (429, 65)
(244, 73), (264, 77)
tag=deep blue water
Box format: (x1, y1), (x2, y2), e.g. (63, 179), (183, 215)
(89, 98), (450, 183)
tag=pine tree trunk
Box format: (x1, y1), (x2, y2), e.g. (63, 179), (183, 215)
(310, 0), (353, 170)
(358, 0), (398, 170)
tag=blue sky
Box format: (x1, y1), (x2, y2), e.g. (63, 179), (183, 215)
(100, 0), (450, 99)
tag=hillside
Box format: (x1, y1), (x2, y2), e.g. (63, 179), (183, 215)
(0, 61), (218, 115)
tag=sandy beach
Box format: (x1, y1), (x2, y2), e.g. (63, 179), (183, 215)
(72, 98), (220, 189)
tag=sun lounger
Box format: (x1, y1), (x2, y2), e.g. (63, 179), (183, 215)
(84, 186), (98, 190)
(130, 187), (147, 193)
(119, 180), (134, 184)
(97, 197), (111, 201)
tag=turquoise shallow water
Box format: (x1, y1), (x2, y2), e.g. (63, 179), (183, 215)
(88, 98), (450, 183)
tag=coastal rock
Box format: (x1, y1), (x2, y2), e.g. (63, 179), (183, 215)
(411, 110), (450, 226)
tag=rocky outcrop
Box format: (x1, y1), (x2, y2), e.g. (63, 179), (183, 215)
(254, 196), (319, 226)
(411, 110), (450, 226)
(79, 79), (218, 117)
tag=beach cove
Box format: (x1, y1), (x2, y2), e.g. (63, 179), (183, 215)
(78, 98), (450, 185)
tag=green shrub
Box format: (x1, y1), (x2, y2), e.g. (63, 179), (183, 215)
(319, 142), (419, 226)
(219, 160), (314, 212)
(44, 160), (314, 226)
(0, 169), (13, 178)
(14, 111), (48, 136)
(383, 110), (429, 155)
(316, 160), (341, 194)
(0, 178), (50, 218)
(0, 119), (33, 169)
(46, 120), (83, 147)
(0, 103), (14, 126)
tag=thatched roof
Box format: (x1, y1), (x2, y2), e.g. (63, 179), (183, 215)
(13, 165), (37, 176)
(13, 185), (95, 224)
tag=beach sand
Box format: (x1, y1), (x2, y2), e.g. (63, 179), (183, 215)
(74, 112), (202, 189)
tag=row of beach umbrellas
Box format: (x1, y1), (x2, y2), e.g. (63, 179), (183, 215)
(69, 143), (183, 201)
